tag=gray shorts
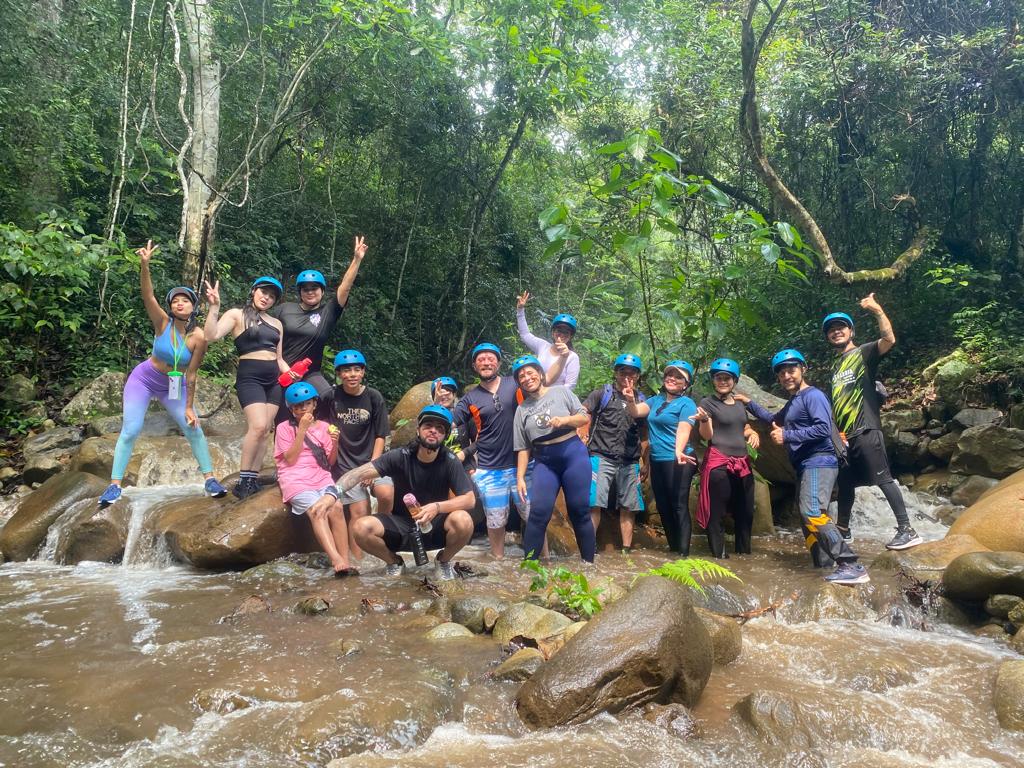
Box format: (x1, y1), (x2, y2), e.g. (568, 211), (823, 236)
(589, 456), (645, 512)
(289, 488), (337, 516)
(339, 475), (394, 504)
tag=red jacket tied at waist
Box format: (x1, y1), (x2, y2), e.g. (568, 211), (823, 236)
(697, 446), (752, 529)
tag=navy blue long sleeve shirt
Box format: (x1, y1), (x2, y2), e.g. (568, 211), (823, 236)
(746, 386), (838, 470)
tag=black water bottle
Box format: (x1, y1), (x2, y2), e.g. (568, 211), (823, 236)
(405, 493), (429, 566)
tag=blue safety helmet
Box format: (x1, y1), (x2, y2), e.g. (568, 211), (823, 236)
(334, 349), (366, 369)
(664, 359), (695, 383)
(285, 381), (318, 405)
(471, 342), (502, 362)
(613, 353), (643, 372)
(709, 358), (740, 380)
(418, 404), (453, 434)
(251, 276), (283, 299)
(771, 348), (806, 372)
(821, 312), (854, 334)
(511, 355), (544, 378)
(431, 376), (458, 398)
(295, 270), (327, 289)
(165, 286), (199, 306)
(551, 313), (578, 333)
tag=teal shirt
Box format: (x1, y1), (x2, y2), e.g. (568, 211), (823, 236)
(645, 394), (696, 462)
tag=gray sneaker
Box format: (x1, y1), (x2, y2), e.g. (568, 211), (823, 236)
(435, 556), (456, 581)
(385, 556), (406, 576)
(825, 562), (870, 586)
(885, 527), (922, 551)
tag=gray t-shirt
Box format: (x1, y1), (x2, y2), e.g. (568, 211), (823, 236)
(513, 386), (585, 450)
(699, 396), (749, 457)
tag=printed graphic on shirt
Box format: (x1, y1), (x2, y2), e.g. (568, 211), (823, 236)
(830, 343), (882, 436)
(336, 407), (370, 426)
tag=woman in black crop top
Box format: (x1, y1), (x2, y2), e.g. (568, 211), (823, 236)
(204, 276), (293, 499)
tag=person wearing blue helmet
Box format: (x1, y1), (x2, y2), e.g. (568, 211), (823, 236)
(203, 271), (288, 499)
(452, 342), (533, 558)
(274, 382), (356, 576)
(342, 405), (477, 579)
(737, 350), (869, 585)
(96, 240), (227, 508)
(329, 348), (393, 559)
(691, 358), (759, 558)
(274, 236), (369, 419)
(824, 294), (921, 551)
(515, 291), (580, 389)
(431, 377), (478, 470)
(623, 360), (698, 555)
(582, 353), (650, 552)
(512, 355), (595, 562)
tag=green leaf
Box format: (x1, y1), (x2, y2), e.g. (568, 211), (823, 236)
(597, 140), (627, 155)
(650, 150), (677, 171)
(761, 242), (781, 263)
(625, 132), (647, 162)
(775, 221), (795, 246)
(701, 183), (730, 207)
(724, 264), (744, 280)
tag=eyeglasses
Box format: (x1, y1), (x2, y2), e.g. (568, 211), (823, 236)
(492, 392), (503, 413)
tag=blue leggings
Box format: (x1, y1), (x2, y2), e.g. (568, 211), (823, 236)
(111, 359), (214, 480)
(525, 436), (595, 562)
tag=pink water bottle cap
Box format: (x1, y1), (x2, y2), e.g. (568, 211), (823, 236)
(403, 493), (418, 506)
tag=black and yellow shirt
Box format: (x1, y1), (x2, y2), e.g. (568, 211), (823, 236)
(830, 341), (883, 437)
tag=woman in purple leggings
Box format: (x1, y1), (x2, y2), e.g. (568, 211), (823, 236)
(97, 241), (227, 507)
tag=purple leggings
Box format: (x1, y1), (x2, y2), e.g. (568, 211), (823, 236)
(111, 359), (214, 480)
(524, 436), (595, 562)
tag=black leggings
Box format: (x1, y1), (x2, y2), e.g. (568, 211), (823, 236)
(705, 467), (754, 557)
(650, 460), (696, 555)
(236, 358), (283, 409)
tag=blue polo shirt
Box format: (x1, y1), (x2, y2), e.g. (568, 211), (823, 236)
(644, 394), (697, 462)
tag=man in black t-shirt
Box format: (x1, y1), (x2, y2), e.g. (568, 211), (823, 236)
(341, 405), (476, 579)
(273, 236), (368, 420)
(330, 349), (393, 558)
(825, 293), (921, 551)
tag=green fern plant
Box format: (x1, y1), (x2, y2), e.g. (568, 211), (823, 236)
(638, 558), (740, 595)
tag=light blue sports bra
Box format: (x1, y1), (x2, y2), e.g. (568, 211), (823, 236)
(152, 323), (193, 369)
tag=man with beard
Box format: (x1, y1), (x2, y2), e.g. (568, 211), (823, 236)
(738, 349), (869, 585)
(823, 294), (921, 551)
(341, 405), (476, 579)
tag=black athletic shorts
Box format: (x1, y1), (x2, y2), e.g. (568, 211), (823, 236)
(842, 428), (894, 486)
(236, 358), (283, 409)
(378, 512), (450, 553)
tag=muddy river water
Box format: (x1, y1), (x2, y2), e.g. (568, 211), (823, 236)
(1, 486), (1021, 767)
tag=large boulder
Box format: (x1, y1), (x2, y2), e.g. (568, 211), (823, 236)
(994, 660), (1024, 731)
(948, 469), (1024, 552)
(871, 534), (989, 583)
(450, 595), (511, 633)
(52, 496), (132, 564)
(943, 551), (1024, 602)
(0, 471), (109, 560)
(694, 607), (742, 665)
(389, 381), (434, 447)
(952, 408), (1003, 429)
(950, 423), (1024, 479)
(1, 373), (37, 404)
(59, 372), (127, 424)
(926, 431), (960, 464)
(515, 576), (713, 728)
(84, 380), (245, 439)
(924, 351), (976, 407)
(157, 487), (320, 569)
(69, 435), (245, 487)
(949, 475), (999, 507)
(21, 426), (83, 484)
(881, 408), (926, 437)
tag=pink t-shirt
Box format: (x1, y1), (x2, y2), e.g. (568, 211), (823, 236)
(274, 420), (335, 502)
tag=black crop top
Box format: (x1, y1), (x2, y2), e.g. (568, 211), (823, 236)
(234, 319), (281, 355)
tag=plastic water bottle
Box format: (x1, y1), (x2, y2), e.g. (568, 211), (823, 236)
(403, 493), (429, 566)
(403, 493), (432, 533)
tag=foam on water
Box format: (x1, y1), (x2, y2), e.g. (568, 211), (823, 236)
(839, 485), (950, 542)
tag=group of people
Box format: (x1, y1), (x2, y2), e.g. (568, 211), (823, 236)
(97, 238), (922, 584)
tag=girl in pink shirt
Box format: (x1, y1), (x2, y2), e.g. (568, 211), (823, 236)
(274, 382), (356, 576)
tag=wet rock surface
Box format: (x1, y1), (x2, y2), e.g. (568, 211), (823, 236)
(425, 622), (475, 640)
(52, 496), (132, 564)
(491, 648), (545, 681)
(492, 602), (572, 646)
(943, 551), (1024, 602)
(948, 468), (1024, 553)
(0, 471), (108, 560)
(994, 660), (1024, 731)
(950, 423), (1024, 479)
(694, 607), (742, 665)
(515, 576), (712, 728)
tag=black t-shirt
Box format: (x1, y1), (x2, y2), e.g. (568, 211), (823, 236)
(331, 386), (390, 471)
(372, 444), (474, 521)
(699, 396), (749, 457)
(451, 377), (521, 470)
(830, 341), (884, 437)
(275, 298), (344, 371)
(583, 386), (644, 462)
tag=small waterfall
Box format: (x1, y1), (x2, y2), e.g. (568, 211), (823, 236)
(842, 485), (950, 541)
(122, 485), (203, 567)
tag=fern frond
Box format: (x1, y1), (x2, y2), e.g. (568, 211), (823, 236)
(640, 557), (741, 595)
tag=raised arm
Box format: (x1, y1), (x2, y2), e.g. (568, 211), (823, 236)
(136, 240), (168, 332)
(861, 292), (895, 355)
(515, 291), (545, 354)
(201, 280), (239, 342)
(336, 235), (368, 307)
(621, 382), (651, 418)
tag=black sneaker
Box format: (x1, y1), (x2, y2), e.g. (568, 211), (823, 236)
(885, 527), (923, 551)
(232, 477), (258, 500)
(837, 525), (853, 543)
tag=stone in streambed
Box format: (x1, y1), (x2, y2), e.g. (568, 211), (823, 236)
(450, 595), (510, 633)
(425, 622), (475, 640)
(492, 648), (545, 682)
(0, 470), (108, 561)
(220, 595), (272, 624)
(871, 534), (989, 584)
(59, 371), (126, 423)
(732, 691), (815, 749)
(643, 702), (700, 740)
(389, 381), (434, 447)
(950, 424), (1024, 479)
(52, 496), (132, 564)
(948, 468), (1024, 553)
(943, 551), (1024, 602)
(1010, 601), (1024, 629)
(694, 607), (742, 665)
(986, 594), (1023, 620)
(492, 602), (572, 646)
(514, 576), (712, 728)
(994, 660), (1024, 731)
(950, 475), (1000, 507)
(193, 689), (253, 714)
(295, 595), (330, 615)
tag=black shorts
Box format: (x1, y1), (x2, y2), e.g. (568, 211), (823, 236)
(842, 428), (894, 486)
(377, 513), (450, 553)
(236, 359), (283, 409)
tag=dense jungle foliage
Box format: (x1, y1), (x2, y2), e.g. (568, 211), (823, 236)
(1, 0), (1022, 431)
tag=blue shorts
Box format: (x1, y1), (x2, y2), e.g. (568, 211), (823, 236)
(590, 456), (645, 512)
(474, 465), (533, 529)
